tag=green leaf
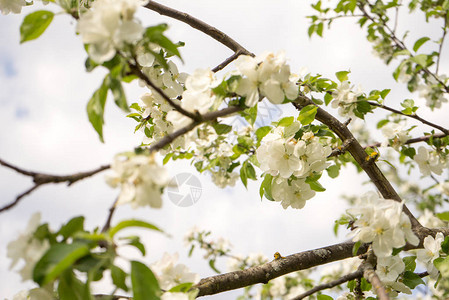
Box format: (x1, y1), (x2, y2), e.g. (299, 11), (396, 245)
(436, 211), (449, 221)
(402, 271), (425, 289)
(209, 259), (221, 273)
(352, 241), (362, 256)
(212, 123), (232, 135)
(317, 295), (333, 300)
(277, 116), (294, 127)
(413, 37), (431, 52)
(297, 105), (318, 125)
(403, 256), (417, 272)
(442, 236), (449, 255)
(58, 217), (85, 240)
(20, 11), (54, 43)
(377, 119), (389, 129)
(111, 265), (129, 292)
(410, 54), (429, 67)
(240, 164), (248, 188)
(86, 79), (108, 142)
(58, 269), (91, 300)
(324, 93), (333, 106)
(380, 89), (391, 99)
(335, 71), (350, 82)
(242, 105), (258, 126)
(260, 174), (274, 200)
(120, 236), (146, 256)
(255, 126), (271, 144)
(108, 76), (129, 112)
(169, 282), (194, 293)
(131, 261), (161, 300)
(145, 24), (182, 60)
(305, 177), (326, 192)
(326, 164), (340, 178)
(33, 243), (90, 286)
(109, 219), (163, 237)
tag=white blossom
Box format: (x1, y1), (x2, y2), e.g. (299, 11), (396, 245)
(350, 192), (419, 257)
(271, 177), (315, 209)
(234, 52), (298, 107)
(438, 181), (449, 197)
(105, 153), (169, 209)
(376, 256), (405, 282)
(416, 232), (444, 279)
(381, 122), (410, 149)
(151, 253), (200, 290)
(76, 0), (148, 63)
(331, 80), (363, 117)
(161, 292), (189, 300)
(0, 0), (26, 15)
(414, 146), (444, 176)
(419, 209), (446, 228)
(7, 213), (50, 281)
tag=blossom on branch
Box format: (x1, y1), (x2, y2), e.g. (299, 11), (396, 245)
(76, 0), (148, 63)
(7, 212), (50, 282)
(105, 153), (169, 209)
(0, 0), (26, 15)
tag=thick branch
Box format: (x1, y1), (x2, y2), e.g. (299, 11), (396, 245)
(195, 241), (369, 297)
(292, 269), (363, 300)
(293, 95), (421, 228)
(144, 1), (252, 56)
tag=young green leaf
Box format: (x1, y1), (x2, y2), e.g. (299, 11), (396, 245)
(413, 37), (431, 52)
(20, 11), (54, 43)
(86, 79), (108, 142)
(131, 261), (161, 300)
(109, 219), (164, 237)
(297, 105), (318, 125)
(33, 243), (90, 286)
(111, 265), (129, 292)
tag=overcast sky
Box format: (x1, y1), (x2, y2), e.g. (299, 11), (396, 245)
(0, 1), (448, 299)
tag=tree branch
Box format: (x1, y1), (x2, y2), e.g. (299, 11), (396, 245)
(364, 132), (448, 149)
(292, 269), (363, 300)
(368, 101), (449, 135)
(212, 50), (245, 73)
(293, 95), (422, 228)
(144, 1), (253, 56)
(0, 159), (110, 212)
(361, 261), (390, 300)
(0, 185), (41, 213)
(128, 60), (200, 121)
(195, 242), (369, 297)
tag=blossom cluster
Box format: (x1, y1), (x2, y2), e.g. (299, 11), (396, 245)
(151, 252), (200, 290)
(105, 153), (169, 209)
(331, 80), (363, 117)
(0, 0), (27, 15)
(233, 51), (299, 107)
(7, 212), (50, 282)
(76, 0), (148, 63)
(413, 146), (447, 177)
(380, 121), (410, 150)
(256, 122), (331, 209)
(350, 192), (419, 258)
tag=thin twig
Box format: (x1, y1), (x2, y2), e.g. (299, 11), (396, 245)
(292, 269), (363, 300)
(149, 106), (243, 152)
(436, 18), (448, 75)
(0, 185), (41, 212)
(368, 101), (449, 135)
(0, 158), (37, 177)
(359, 4), (449, 93)
(102, 197), (119, 233)
(212, 50), (245, 73)
(364, 132), (448, 149)
(128, 61), (200, 121)
(0, 160), (110, 212)
(144, 1), (252, 56)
